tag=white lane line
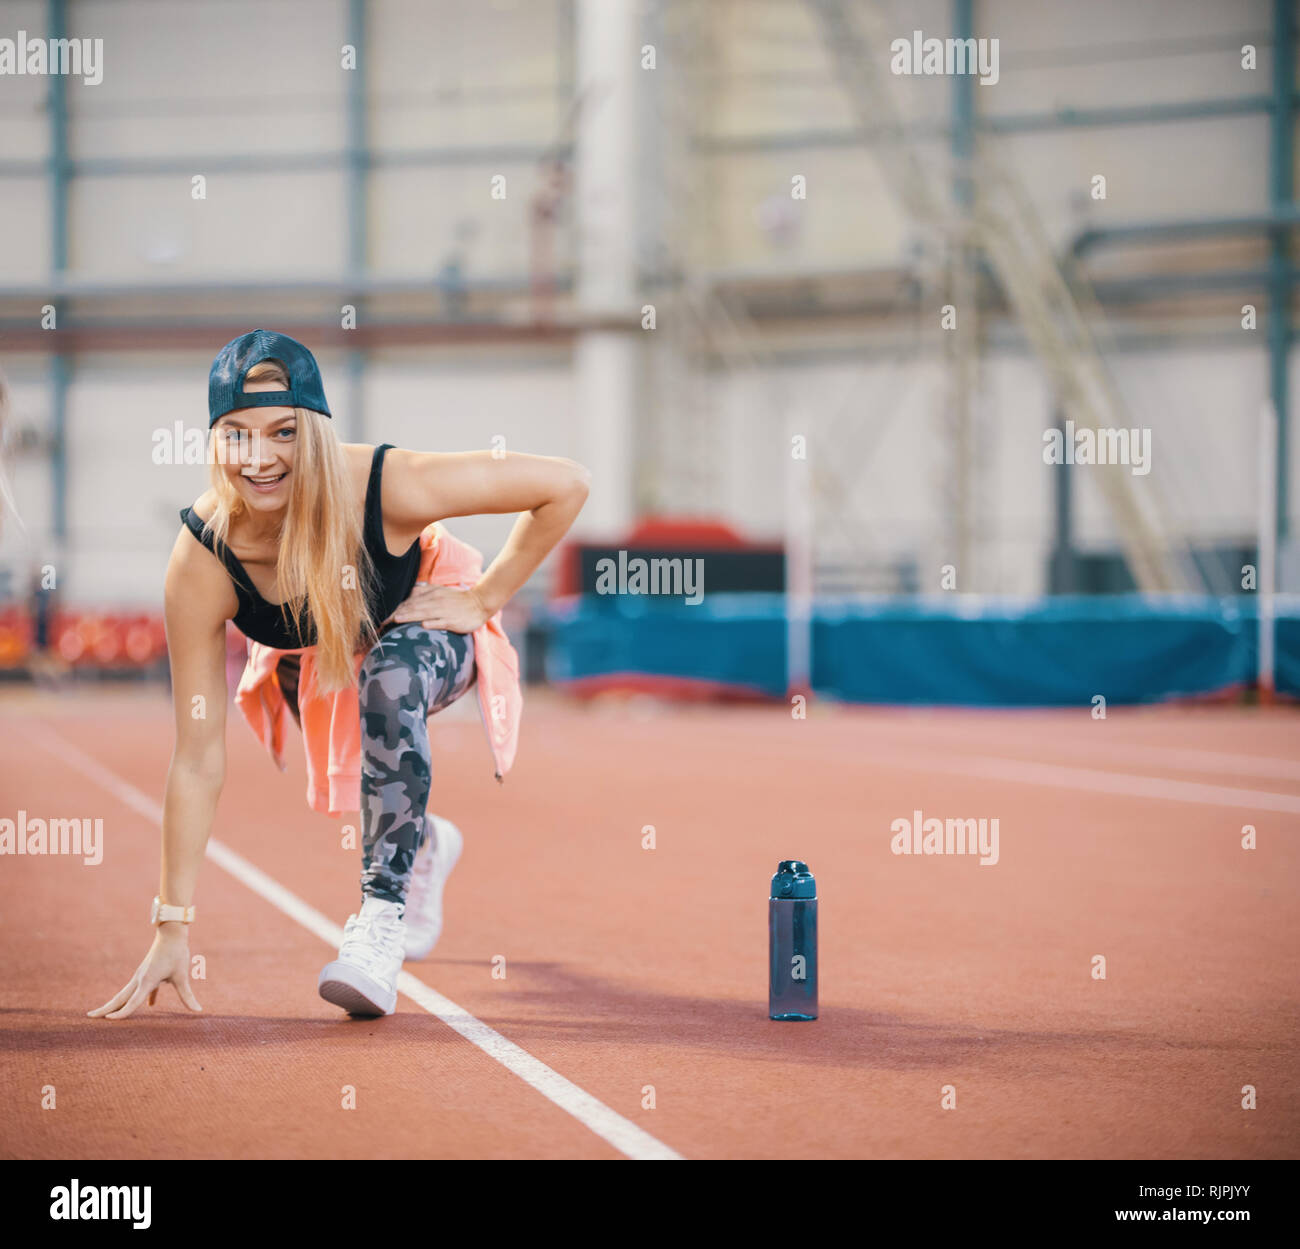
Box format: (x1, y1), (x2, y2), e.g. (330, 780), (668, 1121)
(727, 716), (1300, 784)
(856, 747), (1300, 815)
(856, 729), (1300, 783)
(1000, 741), (1300, 783)
(710, 720), (1300, 813)
(30, 723), (683, 1162)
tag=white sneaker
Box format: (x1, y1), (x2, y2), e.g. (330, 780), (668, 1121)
(402, 814), (464, 961)
(318, 897), (406, 1016)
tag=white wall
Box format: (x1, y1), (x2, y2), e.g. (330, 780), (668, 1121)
(0, 0), (1292, 605)
(363, 343), (578, 571)
(2, 345), (579, 607)
(704, 0), (1271, 271)
(0, 332), (1283, 605)
(715, 340), (1270, 595)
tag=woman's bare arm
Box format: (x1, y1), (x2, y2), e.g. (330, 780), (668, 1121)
(89, 523), (235, 1019)
(382, 449), (590, 627)
(159, 524), (236, 910)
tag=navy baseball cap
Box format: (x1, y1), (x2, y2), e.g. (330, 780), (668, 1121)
(208, 329), (331, 427)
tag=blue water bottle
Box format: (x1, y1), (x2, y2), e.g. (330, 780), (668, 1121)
(769, 860), (817, 1020)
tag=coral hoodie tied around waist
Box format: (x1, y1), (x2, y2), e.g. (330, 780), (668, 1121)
(235, 522), (522, 816)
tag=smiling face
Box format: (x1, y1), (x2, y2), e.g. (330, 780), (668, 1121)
(211, 380), (298, 515)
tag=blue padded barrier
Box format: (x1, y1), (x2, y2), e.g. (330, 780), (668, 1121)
(542, 594), (1299, 706)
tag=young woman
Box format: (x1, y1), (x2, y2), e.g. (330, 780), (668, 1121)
(88, 330), (588, 1019)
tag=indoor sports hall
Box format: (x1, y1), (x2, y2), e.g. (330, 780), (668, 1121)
(1, 0), (1296, 1166)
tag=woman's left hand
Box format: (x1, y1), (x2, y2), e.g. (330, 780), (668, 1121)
(387, 582), (491, 634)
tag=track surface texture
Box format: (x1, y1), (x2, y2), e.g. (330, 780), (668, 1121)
(2, 687), (1296, 1159)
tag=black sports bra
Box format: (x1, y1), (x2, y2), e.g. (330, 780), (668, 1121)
(179, 443), (422, 649)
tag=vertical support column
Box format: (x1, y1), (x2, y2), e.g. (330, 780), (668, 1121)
(557, 0), (575, 123)
(952, 0), (975, 216)
(344, 0), (368, 443)
(1049, 408), (1076, 592)
(942, 0), (978, 587)
(1269, 0), (1293, 549)
(572, 0), (639, 536)
(1258, 401), (1279, 701)
(785, 409), (814, 696)
(49, 0), (70, 544)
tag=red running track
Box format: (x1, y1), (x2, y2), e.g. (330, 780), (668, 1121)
(1, 688), (1297, 1158)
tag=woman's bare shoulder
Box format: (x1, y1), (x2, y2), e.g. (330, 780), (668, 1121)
(340, 442), (377, 498)
(184, 487), (220, 525)
(166, 509), (239, 623)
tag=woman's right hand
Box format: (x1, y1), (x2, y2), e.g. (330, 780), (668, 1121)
(88, 926), (203, 1020)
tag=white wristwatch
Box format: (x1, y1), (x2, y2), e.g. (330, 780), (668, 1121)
(151, 896), (196, 925)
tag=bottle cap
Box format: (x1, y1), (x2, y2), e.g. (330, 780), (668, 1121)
(770, 860), (816, 899)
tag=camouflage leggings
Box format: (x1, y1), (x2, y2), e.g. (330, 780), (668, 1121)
(357, 623), (476, 906)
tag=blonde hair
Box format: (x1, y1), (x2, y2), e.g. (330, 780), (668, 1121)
(203, 359), (377, 693)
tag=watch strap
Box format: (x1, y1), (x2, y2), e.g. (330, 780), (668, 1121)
(152, 896), (196, 924)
